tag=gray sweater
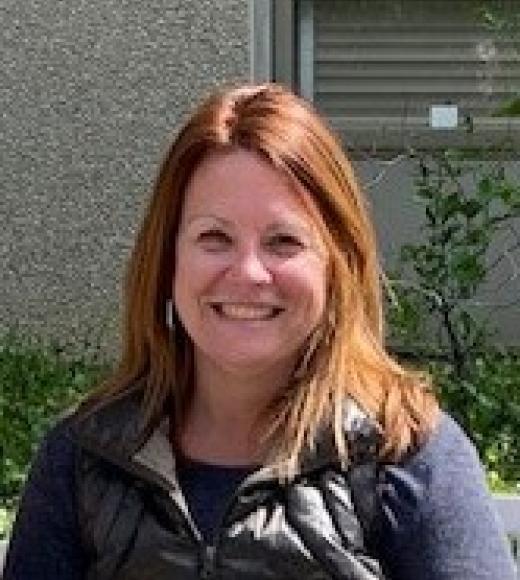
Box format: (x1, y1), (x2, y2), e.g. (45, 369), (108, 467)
(4, 412), (517, 579)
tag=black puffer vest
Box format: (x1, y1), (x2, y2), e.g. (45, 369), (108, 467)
(72, 390), (386, 580)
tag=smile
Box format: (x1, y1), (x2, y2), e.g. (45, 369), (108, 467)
(209, 302), (284, 320)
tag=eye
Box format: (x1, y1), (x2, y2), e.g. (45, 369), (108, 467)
(197, 229), (232, 251)
(266, 233), (304, 256)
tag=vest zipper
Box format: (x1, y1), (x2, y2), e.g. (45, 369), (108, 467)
(199, 544), (217, 578)
(197, 469), (276, 578)
(177, 471), (270, 577)
(160, 463), (273, 577)
(78, 435), (278, 578)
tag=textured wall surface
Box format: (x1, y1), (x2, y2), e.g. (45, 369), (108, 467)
(1, 0), (250, 354)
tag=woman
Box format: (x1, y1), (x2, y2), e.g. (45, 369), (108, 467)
(4, 84), (516, 579)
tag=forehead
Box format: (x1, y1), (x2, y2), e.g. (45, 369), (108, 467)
(182, 149), (314, 220)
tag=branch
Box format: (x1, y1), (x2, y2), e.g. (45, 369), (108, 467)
(482, 242), (520, 294)
(471, 294), (520, 310)
(490, 263), (520, 296)
(488, 212), (518, 228)
(440, 303), (467, 378)
(382, 274), (445, 309)
(361, 153), (408, 189)
(505, 220), (520, 244)
(483, 219), (520, 275)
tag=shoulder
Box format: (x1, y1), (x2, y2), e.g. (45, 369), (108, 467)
(401, 411), (501, 525)
(69, 387), (147, 456)
(30, 414), (79, 480)
(410, 411), (479, 467)
(379, 412), (488, 531)
(18, 413), (81, 512)
(377, 412), (516, 579)
(26, 387), (145, 481)
(395, 411), (482, 487)
(3, 417), (87, 578)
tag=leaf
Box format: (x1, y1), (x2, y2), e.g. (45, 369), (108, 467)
(477, 176), (495, 201)
(460, 199), (483, 219)
(438, 192), (461, 222)
(493, 96), (520, 117)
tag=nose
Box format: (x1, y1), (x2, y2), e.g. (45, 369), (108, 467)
(228, 247), (273, 285)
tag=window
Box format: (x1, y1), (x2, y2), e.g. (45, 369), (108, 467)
(271, 0), (520, 152)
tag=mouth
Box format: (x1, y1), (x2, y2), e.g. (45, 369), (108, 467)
(208, 302), (284, 321)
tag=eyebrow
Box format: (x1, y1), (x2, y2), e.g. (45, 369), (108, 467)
(266, 220), (313, 235)
(186, 215), (313, 233)
(184, 214), (233, 228)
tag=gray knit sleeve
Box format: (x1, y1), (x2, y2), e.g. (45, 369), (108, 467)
(378, 413), (517, 580)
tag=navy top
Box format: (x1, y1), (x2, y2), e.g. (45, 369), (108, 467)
(176, 454), (255, 541)
(4, 413), (517, 579)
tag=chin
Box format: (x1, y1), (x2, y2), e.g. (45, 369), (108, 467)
(211, 349), (295, 377)
(221, 353), (281, 372)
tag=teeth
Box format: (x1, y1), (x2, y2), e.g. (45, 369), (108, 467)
(215, 303), (280, 320)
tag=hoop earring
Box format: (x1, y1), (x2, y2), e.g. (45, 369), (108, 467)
(165, 299), (175, 330)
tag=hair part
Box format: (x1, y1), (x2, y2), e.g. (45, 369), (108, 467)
(81, 83), (439, 478)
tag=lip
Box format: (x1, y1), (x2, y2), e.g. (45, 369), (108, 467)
(206, 301), (285, 320)
(207, 300), (284, 309)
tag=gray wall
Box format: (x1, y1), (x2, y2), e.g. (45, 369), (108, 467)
(2, 0), (518, 353)
(1, 0), (251, 354)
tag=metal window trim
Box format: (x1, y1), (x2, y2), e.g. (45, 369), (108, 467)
(273, 0), (296, 89)
(298, 0), (314, 101)
(250, 0), (273, 83)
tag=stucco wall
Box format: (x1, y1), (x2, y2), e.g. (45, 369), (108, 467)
(1, 0), (251, 354)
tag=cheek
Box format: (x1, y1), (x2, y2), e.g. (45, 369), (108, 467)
(173, 244), (204, 318)
(278, 256), (327, 315)
(174, 244), (225, 296)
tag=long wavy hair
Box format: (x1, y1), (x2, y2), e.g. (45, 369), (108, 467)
(82, 83), (439, 474)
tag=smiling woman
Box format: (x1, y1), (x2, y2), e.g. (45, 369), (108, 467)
(173, 149), (329, 466)
(3, 84), (516, 580)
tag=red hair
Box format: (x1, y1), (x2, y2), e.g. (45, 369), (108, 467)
(82, 84), (439, 474)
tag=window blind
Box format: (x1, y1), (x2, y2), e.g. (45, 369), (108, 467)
(312, 0), (520, 148)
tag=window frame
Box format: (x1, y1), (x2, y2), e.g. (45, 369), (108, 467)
(266, 0), (520, 154)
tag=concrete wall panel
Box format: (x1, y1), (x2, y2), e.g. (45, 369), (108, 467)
(1, 0), (250, 353)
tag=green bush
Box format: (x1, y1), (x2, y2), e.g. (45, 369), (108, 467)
(427, 352), (520, 493)
(0, 333), (108, 539)
(386, 147), (520, 493)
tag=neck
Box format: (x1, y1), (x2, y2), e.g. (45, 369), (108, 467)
(177, 351), (295, 465)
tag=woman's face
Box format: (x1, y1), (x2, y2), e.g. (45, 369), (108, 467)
(173, 149), (328, 379)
